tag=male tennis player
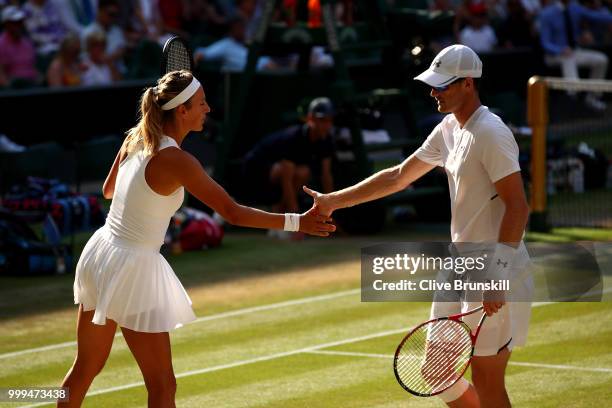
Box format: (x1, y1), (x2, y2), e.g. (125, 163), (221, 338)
(304, 44), (531, 407)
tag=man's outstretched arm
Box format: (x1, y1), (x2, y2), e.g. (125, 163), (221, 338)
(305, 154), (436, 216)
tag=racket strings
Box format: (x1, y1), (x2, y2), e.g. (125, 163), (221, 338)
(398, 328), (465, 389)
(397, 322), (470, 392)
(166, 42), (191, 73)
(398, 323), (468, 390)
(396, 320), (473, 395)
(397, 326), (467, 392)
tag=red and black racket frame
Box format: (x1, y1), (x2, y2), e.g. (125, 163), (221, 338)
(393, 306), (487, 397)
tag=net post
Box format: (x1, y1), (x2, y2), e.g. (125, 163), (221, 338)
(527, 76), (550, 232)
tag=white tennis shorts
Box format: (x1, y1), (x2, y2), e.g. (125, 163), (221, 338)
(429, 299), (531, 356)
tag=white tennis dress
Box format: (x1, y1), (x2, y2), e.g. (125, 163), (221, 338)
(74, 135), (196, 332)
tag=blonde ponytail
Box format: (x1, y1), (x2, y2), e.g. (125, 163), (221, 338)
(124, 70), (194, 156)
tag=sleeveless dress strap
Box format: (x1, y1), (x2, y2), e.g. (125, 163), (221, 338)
(159, 135), (180, 151)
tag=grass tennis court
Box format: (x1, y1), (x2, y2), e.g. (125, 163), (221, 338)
(1, 227), (611, 407)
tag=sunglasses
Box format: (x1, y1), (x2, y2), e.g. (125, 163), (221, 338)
(432, 77), (465, 92)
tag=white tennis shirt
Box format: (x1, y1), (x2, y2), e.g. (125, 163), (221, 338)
(415, 106), (521, 242)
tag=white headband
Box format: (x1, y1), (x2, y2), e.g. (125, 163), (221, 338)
(160, 77), (201, 110)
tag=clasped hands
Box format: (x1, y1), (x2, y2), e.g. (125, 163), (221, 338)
(298, 186), (336, 237)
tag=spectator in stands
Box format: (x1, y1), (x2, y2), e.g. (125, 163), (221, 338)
(159, 0), (190, 40)
(430, 0), (454, 12)
(459, 6), (497, 52)
(82, 0), (126, 70)
(520, 0), (541, 17)
(338, 0), (354, 26)
(539, 0), (612, 110)
(580, 0), (612, 47)
(216, 0), (236, 18)
(51, 0), (96, 35)
(81, 29), (120, 85)
(498, 0), (538, 48)
(194, 16), (274, 72)
(243, 97), (336, 224)
(239, 0), (275, 44)
(454, 0), (505, 40)
(488, 0), (510, 20)
(429, 0), (455, 52)
(46, 32), (83, 86)
(279, 0), (297, 26)
(0, 6), (39, 87)
(236, 0), (258, 38)
(183, 0), (228, 37)
(127, 0), (171, 47)
(100, 0), (135, 48)
(115, 0), (137, 34)
(22, 0), (68, 56)
(454, 0), (482, 41)
(125, 0), (192, 46)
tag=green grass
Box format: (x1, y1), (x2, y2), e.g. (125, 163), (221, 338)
(526, 226), (612, 242)
(0, 227), (611, 407)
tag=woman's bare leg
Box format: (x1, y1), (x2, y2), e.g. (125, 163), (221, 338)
(59, 305), (117, 407)
(121, 327), (176, 408)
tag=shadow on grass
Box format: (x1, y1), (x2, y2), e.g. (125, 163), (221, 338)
(0, 223), (451, 321)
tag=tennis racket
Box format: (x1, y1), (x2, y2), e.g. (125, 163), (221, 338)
(393, 306), (487, 397)
(161, 36), (193, 75)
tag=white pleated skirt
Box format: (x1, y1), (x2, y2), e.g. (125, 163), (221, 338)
(74, 226), (196, 333)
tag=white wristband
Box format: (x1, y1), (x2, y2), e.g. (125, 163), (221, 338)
(488, 243), (518, 280)
(284, 213), (300, 232)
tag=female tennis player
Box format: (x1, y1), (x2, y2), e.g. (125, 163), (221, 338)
(59, 70), (335, 407)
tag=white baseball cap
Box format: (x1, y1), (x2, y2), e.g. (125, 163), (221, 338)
(414, 45), (482, 88)
(2, 5), (26, 23)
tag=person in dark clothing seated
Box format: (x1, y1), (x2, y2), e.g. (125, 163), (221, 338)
(243, 97), (335, 218)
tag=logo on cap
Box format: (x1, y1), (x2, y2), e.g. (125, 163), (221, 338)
(433, 60), (441, 68)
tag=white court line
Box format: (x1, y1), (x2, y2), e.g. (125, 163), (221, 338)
(6, 278), (610, 360)
(308, 350), (393, 359)
(0, 340), (78, 361)
(0, 288), (361, 360)
(18, 327), (411, 408)
(305, 350), (612, 374)
(18, 300), (572, 408)
(509, 361), (612, 373)
(15, 289), (612, 407)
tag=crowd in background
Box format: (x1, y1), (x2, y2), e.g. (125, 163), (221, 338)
(1, 0), (612, 92)
(0, 0), (345, 89)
